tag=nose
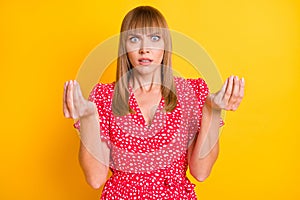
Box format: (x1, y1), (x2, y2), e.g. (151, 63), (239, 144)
(139, 48), (150, 54)
(139, 39), (150, 54)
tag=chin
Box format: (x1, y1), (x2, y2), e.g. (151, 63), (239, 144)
(133, 64), (161, 75)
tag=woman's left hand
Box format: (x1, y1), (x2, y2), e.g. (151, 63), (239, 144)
(206, 75), (245, 111)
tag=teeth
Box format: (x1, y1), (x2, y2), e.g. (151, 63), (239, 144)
(140, 59), (150, 62)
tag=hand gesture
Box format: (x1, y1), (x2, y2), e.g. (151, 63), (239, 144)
(207, 76), (245, 111)
(63, 80), (97, 119)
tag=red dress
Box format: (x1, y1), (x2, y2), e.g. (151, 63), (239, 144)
(74, 77), (221, 199)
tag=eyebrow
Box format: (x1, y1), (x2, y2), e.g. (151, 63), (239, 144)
(128, 32), (161, 37)
(148, 32), (161, 36)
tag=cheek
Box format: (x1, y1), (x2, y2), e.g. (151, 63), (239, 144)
(154, 50), (164, 63)
(127, 52), (134, 62)
(126, 42), (139, 54)
(127, 52), (138, 66)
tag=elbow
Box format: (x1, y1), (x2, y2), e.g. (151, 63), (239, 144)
(88, 181), (102, 190)
(86, 175), (106, 189)
(194, 173), (210, 182)
(190, 167), (211, 182)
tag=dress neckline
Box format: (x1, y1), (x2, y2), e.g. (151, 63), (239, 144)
(129, 86), (164, 128)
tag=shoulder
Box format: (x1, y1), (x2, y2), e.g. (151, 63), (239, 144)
(88, 82), (115, 103)
(174, 76), (208, 93)
(91, 82), (115, 94)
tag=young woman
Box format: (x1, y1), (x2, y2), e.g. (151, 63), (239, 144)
(63, 6), (244, 199)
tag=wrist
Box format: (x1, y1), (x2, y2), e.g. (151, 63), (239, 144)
(204, 95), (222, 112)
(79, 103), (98, 120)
(203, 102), (222, 116)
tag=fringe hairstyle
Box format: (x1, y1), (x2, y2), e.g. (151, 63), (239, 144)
(112, 6), (177, 116)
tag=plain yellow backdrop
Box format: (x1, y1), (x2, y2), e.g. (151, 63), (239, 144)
(1, 0), (299, 199)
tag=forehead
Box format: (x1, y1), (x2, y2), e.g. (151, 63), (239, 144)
(125, 27), (164, 36)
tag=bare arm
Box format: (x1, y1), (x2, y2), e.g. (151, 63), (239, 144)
(63, 80), (109, 189)
(78, 112), (109, 189)
(188, 76), (245, 182)
(188, 105), (221, 182)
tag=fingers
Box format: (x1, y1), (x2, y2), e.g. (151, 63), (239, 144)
(211, 77), (229, 108)
(63, 80), (86, 119)
(63, 81), (70, 118)
(211, 75), (245, 111)
(220, 77), (229, 95)
(226, 76), (245, 111)
(215, 77), (228, 100)
(66, 80), (80, 119)
(73, 81), (80, 119)
(67, 80), (75, 118)
(73, 80), (86, 119)
(234, 77), (245, 110)
(223, 76), (234, 104)
(75, 80), (85, 101)
(228, 76), (240, 110)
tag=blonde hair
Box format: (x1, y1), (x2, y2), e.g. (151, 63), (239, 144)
(112, 6), (177, 116)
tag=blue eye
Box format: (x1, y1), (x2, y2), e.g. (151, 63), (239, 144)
(151, 35), (160, 41)
(129, 36), (139, 43)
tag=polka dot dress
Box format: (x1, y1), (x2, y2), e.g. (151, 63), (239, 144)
(74, 77), (221, 199)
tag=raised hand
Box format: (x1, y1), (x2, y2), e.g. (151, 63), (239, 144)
(207, 75), (245, 111)
(63, 80), (97, 119)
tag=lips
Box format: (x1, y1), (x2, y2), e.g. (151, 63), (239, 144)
(138, 58), (153, 66)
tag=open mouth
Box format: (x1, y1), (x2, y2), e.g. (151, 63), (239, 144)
(138, 58), (153, 65)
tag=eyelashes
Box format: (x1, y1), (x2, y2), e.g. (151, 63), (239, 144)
(129, 36), (139, 43)
(151, 35), (160, 41)
(128, 35), (161, 43)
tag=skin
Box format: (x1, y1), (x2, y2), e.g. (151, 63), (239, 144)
(126, 32), (165, 125)
(63, 80), (108, 189)
(188, 75), (245, 181)
(63, 32), (245, 188)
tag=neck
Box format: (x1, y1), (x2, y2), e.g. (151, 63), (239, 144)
(130, 67), (162, 93)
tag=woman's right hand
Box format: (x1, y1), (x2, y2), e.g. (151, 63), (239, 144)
(63, 80), (97, 119)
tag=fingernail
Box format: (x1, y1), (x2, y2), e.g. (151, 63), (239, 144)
(241, 77), (245, 82)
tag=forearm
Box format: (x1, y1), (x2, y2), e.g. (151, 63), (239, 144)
(63, 80), (109, 188)
(78, 111), (109, 189)
(189, 104), (221, 182)
(188, 75), (244, 182)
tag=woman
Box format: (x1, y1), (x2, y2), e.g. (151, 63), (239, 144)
(63, 6), (244, 199)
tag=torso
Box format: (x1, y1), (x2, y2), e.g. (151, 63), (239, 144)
(83, 76), (209, 199)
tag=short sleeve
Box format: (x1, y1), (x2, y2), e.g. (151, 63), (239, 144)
(187, 78), (224, 128)
(73, 83), (113, 141)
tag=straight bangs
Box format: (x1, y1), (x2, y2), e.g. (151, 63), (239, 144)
(121, 6), (169, 32)
(119, 6), (172, 55)
(113, 6), (176, 117)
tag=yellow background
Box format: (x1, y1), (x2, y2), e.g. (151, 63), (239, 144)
(1, 0), (299, 199)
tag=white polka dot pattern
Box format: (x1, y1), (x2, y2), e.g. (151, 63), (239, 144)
(74, 77), (223, 199)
